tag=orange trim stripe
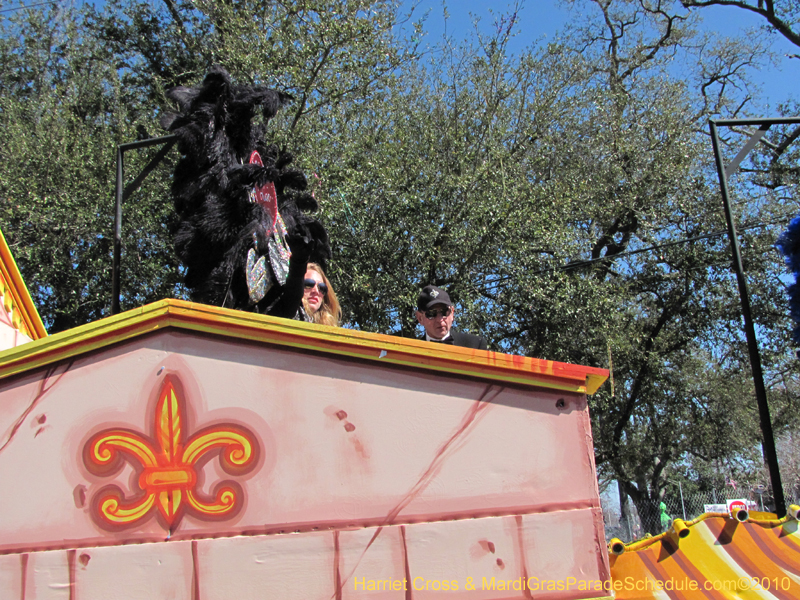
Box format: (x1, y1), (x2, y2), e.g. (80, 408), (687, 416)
(0, 299), (609, 394)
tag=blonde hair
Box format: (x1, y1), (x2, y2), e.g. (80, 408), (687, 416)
(302, 263), (342, 327)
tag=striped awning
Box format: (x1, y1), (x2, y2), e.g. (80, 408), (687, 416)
(609, 510), (800, 599)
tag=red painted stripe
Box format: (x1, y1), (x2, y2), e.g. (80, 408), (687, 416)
(67, 549), (76, 600)
(400, 526), (413, 600)
(20, 554), (27, 600)
(516, 515), (534, 600)
(775, 523), (800, 553)
(333, 531), (342, 600)
(666, 540), (727, 600)
(637, 545), (687, 600)
(191, 540), (200, 600)
(747, 524), (800, 576)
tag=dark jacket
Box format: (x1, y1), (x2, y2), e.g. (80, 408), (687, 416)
(421, 329), (488, 350)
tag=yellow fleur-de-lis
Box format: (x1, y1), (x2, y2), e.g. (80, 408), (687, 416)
(84, 375), (259, 530)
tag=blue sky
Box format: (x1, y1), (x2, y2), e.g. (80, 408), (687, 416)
(403, 0), (798, 111)
(48, 0), (796, 110)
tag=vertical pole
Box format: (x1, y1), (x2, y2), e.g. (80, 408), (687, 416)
(618, 481), (632, 542)
(709, 121), (786, 517)
(679, 481), (686, 521)
(110, 135), (176, 316)
(112, 147), (123, 315)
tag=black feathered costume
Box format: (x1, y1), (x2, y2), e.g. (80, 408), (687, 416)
(161, 66), (330, 319)
(778, 216), (800, 345)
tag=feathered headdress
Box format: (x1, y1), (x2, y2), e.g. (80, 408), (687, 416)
(161, 66), (330, 316)
(777, 216), (800, 344)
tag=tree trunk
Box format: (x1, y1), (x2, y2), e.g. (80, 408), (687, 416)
(631, 494), (661, 536)
(618, 480), (634, 541)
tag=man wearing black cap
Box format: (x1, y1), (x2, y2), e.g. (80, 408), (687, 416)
(415, 285), (488, 350)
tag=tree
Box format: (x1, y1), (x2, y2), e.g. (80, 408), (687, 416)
(680, 0), (800, 55)
(0, 3), (182, 331)
(311, 14), (589, 337)
(523, 0), (798, 531)
(292, 0), (798, 532)
(1, 0), (798, 535)
(0, 0), (419, 332)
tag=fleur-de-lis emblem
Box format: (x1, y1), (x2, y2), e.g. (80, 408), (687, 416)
(83, 375), (259, 531)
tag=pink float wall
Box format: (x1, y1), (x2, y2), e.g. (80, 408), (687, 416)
(0, 330), (609, 599)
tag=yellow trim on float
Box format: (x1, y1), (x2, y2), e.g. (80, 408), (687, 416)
(0, 229), (47, 340)
(0, 299), (608, 394)
(607, 510), (790, 554)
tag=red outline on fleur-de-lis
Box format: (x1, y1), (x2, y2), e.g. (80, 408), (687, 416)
(83, 374), (259, 531)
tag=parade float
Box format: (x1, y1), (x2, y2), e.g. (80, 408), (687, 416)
(0, 67), (798, 598)
(1, 227), (614, 599)
(3, 222), (800, 600)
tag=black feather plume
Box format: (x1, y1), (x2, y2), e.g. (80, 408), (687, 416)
(162, 66), (331, 314)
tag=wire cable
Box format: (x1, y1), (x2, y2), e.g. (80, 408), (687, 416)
(1, 1), (58, 14)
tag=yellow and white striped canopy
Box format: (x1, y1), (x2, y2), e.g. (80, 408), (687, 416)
(609, 511), (800, 599)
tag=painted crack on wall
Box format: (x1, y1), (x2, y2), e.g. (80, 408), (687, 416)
(332, 383), (504, 598)
(0, 361), (73, 455)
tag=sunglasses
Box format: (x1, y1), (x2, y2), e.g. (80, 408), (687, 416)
(303, 279), (328, 296)
(424, 306), (452, 319)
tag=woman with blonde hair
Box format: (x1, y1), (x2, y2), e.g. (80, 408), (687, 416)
(301, 263), (341, 327)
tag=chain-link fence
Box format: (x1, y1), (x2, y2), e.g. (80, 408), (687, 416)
(601, 488), (800, 543)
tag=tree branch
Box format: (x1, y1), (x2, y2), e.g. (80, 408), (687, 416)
(682, 0), (800, 48)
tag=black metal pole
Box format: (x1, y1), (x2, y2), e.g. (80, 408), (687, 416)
(112, 146), (123, 315)
(709, 119), (786, 517)
(111, 134), (176, 315)
(712, 117), (800, 127)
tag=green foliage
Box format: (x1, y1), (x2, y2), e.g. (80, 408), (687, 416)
(0, 0), (798, 535)
(0, 4), (181, 331)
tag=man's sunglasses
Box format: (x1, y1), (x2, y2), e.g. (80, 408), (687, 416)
(303, 279), (328, 296)
(424, 306), (452, 319)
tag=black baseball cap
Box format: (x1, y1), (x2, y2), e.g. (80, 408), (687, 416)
(417, 285), (453, 311)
